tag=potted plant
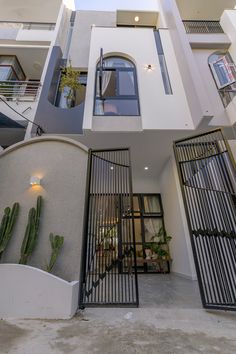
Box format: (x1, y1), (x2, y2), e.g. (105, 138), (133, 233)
(59, 62), (82, 108)
(149, 227), (172, 260)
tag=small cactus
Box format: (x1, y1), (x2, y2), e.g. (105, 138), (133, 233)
(46, 233), (64, 273)
(0, 202), (19, 258)
(19, 196), (42, 264)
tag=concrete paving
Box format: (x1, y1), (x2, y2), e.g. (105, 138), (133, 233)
(1, 274), (236, 354)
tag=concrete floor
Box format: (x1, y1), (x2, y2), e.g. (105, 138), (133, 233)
(1, 274), (236, 354)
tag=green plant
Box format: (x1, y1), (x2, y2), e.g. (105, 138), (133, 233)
(146, 227), (172, 259)
(46, 233), (64, 273)
(0, 202), (19, 258)
(59, 62), (81, 106)
(19, 196), (42, 264)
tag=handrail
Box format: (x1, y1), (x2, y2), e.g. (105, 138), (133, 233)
(183, 20), (224, 34)
(0, 80), (41, 102)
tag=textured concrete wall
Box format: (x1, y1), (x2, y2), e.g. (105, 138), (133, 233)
(0, 136), (88, 281)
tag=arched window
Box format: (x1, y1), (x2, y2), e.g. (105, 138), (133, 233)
(208, 51), (236, 107)
(94, 56), (140, 116)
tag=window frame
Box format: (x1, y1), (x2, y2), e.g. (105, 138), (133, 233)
(94, 56), (140, 116)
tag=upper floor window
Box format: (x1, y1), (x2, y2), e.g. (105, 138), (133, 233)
(94, 56), (140, 116)
(209, 52), (236, 107)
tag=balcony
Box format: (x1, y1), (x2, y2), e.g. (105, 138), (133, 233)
(183, 20), (224, 34)
(0, 21), (55, 42)
(0, 80), (41, 102)
(183, 20), (230, 49)
(219, 87), (236, 108)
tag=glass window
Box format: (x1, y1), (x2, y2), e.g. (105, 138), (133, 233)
(143, 195), (162, 214)
(209, 52), (236, 89)
(94, 56), (140, 116)
(143, 218), (163, 243)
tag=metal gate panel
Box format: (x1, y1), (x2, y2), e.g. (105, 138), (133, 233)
(174, 129), (236, 311)
(79, 148), (139, 307)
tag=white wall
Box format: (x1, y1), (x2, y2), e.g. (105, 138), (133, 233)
(0, 0), (62, 23)
(0, 136), (88, 281)
(83, 26), (194, 131)
(160, 156), (196, 279)
(192, 49), (231, 126)
(220, 11), (236, 125)
(69, 11), (116, 69)
(0, 264), (79, 319)
(16, 28), (55, 43)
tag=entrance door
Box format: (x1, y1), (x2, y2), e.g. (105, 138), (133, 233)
(79, 148), (139, 308)
(174, 129), (236, 311)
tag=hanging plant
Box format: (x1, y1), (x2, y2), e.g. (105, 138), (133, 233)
(59, 62), (82, 108)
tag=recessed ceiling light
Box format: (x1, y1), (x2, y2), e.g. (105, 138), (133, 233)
(134, 16), (140, 22)
(110, 166), (114, 170)
(144, 166), (149, 170)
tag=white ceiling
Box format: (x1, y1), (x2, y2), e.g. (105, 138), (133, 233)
(0, 0), (61, 23)
(0, 46), (49, 79)
(176, 0), (236, 20)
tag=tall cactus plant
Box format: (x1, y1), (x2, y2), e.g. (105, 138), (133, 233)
(0, 202), (19, 258)
(19, 196), (42, 264)
(46, 233), (64, 273)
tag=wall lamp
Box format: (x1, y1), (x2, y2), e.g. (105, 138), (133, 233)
(30, 176), (41, 186)
(146, 64), (153, 71)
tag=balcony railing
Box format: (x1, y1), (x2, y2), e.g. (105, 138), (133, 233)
(219, 88), (236, 108)
(183, 20), (224, 34)
(22, 23), (55, 31)
(0, 80), (41, 102)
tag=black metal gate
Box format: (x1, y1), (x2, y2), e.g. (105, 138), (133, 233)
(174, 129), (236, 311)
(79, 148), (139, 307)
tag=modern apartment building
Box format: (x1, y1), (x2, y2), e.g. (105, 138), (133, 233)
(0, 0), (236, 314)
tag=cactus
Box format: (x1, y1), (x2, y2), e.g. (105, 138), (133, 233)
(46, 233), (64, 273)
(19, 196), (42, 264)
(0, 202), (19, 258)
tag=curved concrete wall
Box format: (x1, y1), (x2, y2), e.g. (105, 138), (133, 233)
(0, 136), (88, 281)
(0, 264), (79, 319)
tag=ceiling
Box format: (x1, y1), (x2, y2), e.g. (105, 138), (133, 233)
(116, 10), (158, 27)
(0, 46), (49, 79)
(176, 0), (236, 20)
(0, 0), (61, 23)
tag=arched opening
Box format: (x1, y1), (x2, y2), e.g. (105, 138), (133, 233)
(94, 56), (140, 116)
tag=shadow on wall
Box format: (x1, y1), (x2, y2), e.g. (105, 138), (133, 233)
(33, 46), (84, 135)
(0, 136), (88, 281)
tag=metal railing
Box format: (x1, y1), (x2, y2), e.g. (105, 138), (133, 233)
(219, 88), (236, 108)
(0, 80), (41, 102)
(22, 23), (55, 31)
(183, 20), (224, 34)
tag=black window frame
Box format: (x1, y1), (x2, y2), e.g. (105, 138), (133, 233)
(94, 56), (140, 116)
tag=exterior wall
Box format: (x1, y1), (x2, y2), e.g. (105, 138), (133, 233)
(33, 46), (84, 134)
(160, 156), (197, 279)
(0, 0), (61, 23)
(229, 140), (236, 161)
(0, 136), (88, 281)
(16, 28), (55, 43)
(69, 11), (116, 69)
(0, 264), (79, 319)
(83, 26), (194, 132)
(221, 11), (236, 125)
(160, 0), (213, 128)
(191, 49), (231, 126)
